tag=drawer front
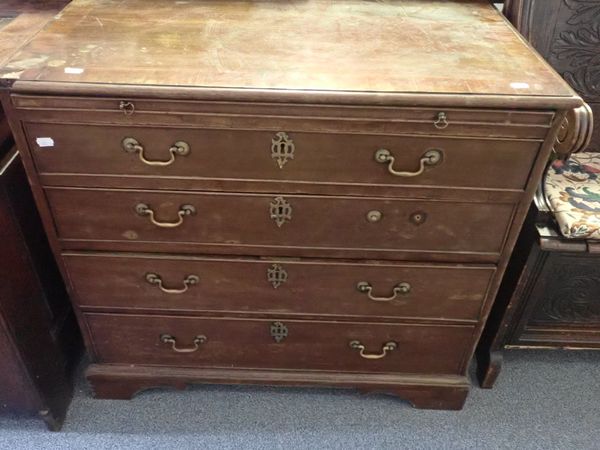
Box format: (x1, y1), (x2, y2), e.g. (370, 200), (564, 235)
(85, 313), (473, 374)
(47, 188), (514, 257)
(26, 122), (540, 191)
(64, 253), (495, 321)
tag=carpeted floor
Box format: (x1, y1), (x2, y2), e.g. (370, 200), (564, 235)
(0, 350), (598, 449)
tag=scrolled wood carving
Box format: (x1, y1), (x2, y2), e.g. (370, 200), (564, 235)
(551, 0), (600, 100)
(533, 262), (600, 323)
(553, 103), (594, 157)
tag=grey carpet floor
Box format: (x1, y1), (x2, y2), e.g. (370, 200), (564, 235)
(0, 350), (598, 449)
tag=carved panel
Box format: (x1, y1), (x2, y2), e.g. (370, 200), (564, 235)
(506, 0), (600, 152)
(529, 255), (600, 324)
(547, 1), (600, 101)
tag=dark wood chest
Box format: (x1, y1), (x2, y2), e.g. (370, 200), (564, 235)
(0, 0), (582, 409)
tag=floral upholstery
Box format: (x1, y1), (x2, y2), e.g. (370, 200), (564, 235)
(545, 152), (600, 240)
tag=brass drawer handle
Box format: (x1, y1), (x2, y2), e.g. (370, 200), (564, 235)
(160, 334), (207, 353)
(122, 137), (190, 167)
(349, 340), (397, 360)
(434, 111), (449, 129)
(145, 273), (199, 294)
(356, 281), (411, 302)
(375, 148), (443, 177)
(135, 203), (196, 228)
(119, 100), (135, 115)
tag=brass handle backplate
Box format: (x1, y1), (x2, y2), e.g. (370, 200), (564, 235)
(160, 334), (207, 353)
(122, 137), (190, 166)
(375, 148), (443, 177)
(349, 340), (397, 359)
(356, 281), (411, 302)
(146, 273), (199, 294)
(135, 203), (196, 228)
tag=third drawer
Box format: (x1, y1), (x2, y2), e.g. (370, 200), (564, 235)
(64, 253), (495, 321)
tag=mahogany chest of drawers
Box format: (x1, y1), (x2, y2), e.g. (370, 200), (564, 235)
(0, 0), (582, 409)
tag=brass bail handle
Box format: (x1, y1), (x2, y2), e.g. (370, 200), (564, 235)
(349, 340), (398, 360)
(122, 137), (190, 167)
(135, 203), (196, 228)
(356, 281), (411, 302)
(375, 148), (443, 177)
(145, 273), (199, 294)
(160, 334), (207, 353)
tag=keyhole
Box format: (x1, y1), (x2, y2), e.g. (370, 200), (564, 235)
(410, 211), (427, 225)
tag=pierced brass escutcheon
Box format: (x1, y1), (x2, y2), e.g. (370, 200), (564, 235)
(135, 203), (196, 228)
(267, 264), (288, 289)
(145, 273), (199, 294)
(122, 137), (190, 167)
(271, 132), (295, 169)
(375, 148), (443, 177)
(269, 196), (292, 227)
(349, 340), (397, 359)
(270, 321), (288, 343)
(160, 334), (207, 353)
(356, 281), (411, 302)
(434, 111), (449, 129)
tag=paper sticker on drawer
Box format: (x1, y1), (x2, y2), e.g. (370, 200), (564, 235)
(36, 137), (55, 148)
(64, 67), (84, 74)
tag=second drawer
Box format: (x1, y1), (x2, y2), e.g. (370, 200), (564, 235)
(47, 187), (515, 260)
(64, 253), (494, 321)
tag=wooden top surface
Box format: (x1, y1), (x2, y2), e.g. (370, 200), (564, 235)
(0, 0), (580, 106)
(0, 1), (69, 69)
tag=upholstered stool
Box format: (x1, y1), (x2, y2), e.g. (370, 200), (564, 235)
(544, 152), (600, 240)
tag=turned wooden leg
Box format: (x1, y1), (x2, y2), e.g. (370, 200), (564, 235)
(476, 350), (503, 389)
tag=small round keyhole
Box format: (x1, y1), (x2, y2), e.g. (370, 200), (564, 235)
(410, 211), (427, 226)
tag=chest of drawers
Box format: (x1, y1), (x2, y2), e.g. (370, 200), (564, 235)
(0, 0), (582, 409)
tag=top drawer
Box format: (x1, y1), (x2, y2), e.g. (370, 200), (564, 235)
(25, 122), (541, 193)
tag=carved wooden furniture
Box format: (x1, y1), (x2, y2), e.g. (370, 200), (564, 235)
(476, 152), (600, 389)
(0, 1), (80, 430)
(503, 0), (600, 152)
(0, 0), (582, 410)
(476, 0), (600, 389)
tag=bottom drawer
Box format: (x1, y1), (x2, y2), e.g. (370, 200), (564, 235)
(85, 313), (473, 374)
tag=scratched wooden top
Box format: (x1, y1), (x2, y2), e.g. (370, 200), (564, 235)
(0, 1), (69, 69)
(0, 0), (578, 103)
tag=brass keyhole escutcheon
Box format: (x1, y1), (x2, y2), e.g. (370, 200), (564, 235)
(409, 211), (427, 226)
(270, 321), (288, 343)
(267, 264), (288, 289)
(270, 196), (292, 227)
(367, 210), (383, 223)
(271, 132), (295, 169)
